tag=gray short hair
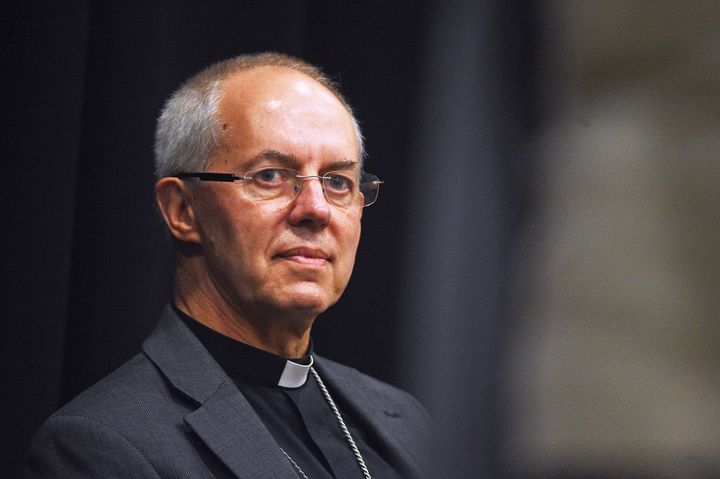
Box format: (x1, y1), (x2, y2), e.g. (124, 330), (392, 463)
(154, 52), (364, 179)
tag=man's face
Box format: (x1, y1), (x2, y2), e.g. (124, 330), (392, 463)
(190, 67), (362, 323)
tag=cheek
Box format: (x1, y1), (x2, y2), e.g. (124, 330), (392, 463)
(197, 198), (254, 258)
(202, 213), (241, 253)
(336, 217), (362, 270)
(223, 217), (271, 263)
(348, 212), (362, 246)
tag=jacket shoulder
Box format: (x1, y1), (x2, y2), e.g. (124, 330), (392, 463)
(314, 355), (430, 423)
(25, 353), (185, 478)
(54, 353), (186, 425)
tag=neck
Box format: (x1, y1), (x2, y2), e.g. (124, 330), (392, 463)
(174, 257), (313, 358)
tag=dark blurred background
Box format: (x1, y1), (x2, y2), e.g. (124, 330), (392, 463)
(3, 1), (719, 478)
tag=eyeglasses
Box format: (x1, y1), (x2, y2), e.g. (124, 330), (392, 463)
(175, 167), (383, 208)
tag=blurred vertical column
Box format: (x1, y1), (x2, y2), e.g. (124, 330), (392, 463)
(503, 2), (720, 477)
(397, 1), (520, 476)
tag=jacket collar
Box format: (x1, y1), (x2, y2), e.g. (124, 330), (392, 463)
(142, 305), (298, 478)
(142, 304), (426, 478)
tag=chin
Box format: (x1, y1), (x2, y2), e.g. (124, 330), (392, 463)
(276, 284), (336, 316)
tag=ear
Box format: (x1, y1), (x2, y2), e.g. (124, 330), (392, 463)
(155, 177), (202, 244)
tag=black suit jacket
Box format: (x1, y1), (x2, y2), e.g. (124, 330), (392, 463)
(25, 305), (430, 478)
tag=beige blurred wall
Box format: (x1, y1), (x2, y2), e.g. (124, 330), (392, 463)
(504, 2), (720, 477)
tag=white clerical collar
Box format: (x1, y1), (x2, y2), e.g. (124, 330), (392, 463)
(174, 305), (315, 389)
(278, 355), (314, 388)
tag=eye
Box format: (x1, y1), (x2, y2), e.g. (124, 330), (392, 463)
(324, 173), (354, 194)
(251, 168), (290, 187)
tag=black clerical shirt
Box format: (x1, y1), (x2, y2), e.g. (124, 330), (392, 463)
(175, 306), (402, 479)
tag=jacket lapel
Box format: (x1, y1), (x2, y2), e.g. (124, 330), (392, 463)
(142, 306), (297, 479)
(184, 380), (297, 479)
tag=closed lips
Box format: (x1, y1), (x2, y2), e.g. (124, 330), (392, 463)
(276, 247), (332, 264)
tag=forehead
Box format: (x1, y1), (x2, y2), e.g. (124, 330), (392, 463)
(215, 67), (358, 166)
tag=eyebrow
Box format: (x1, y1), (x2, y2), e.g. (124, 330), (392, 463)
(245, 149), (359, 172)
(325, 159), (359, 171)
(246, 149), (297, 169)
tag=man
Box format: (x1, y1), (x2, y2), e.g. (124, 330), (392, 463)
(25, 53), (429, 478)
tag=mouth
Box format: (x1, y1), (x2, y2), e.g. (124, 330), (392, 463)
(275, 247), (332, 266)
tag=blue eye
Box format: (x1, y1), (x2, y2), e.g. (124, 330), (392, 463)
(252, 168), (289, 187)
(324, 173), (353, 193)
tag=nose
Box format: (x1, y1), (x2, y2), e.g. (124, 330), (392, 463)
(287, 177), (331, 228)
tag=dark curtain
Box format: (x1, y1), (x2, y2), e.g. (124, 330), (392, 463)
(1, 1), (536, 476)
(398, 2), (537, 476)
